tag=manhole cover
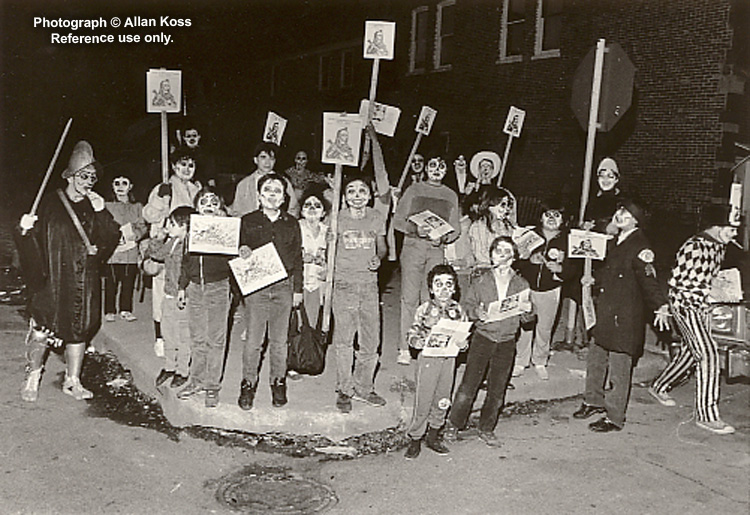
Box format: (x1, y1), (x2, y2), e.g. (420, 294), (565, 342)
(216, 466), (337, 514)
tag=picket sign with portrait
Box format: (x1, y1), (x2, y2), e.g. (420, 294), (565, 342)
(497, 105), (526, 186)
(512, 226), (545, 260)
(322, 113), (363, 167)
(146, 69), (182, 113)
(416, 105), (437, 136)
(363, 20), (396, 60)
(567, 229), (609, 260)
(359, 100), (401, 137)
(263, 111), (287, 146)
(408, 210), (454, 240)
(188, 214), (240, 255)
(229, 242), (288, 296)
(422, 319), (473, 358)
(486, 289), (531, 323)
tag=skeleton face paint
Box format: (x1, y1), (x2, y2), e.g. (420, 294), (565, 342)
(183, 129), (201, 149)
(254, 151), (276, 174)
(490, 241), (515, 269)
(112, 177), (132, 198)
(431, 274), (456, 303)
(295, 151), (308, 169)
(259, 178), (285, 211)
(197, 192), (221, 215)
(411, 154), (424, 174)
(301, 196), (324, 222)
(344, 180), (371, 209)
(173, 157), (196, 181)
(597, 168), (619, 192)
(426, 157), (447, 183)
(489, 195), (514, 221)
(542, 209), (563, 231)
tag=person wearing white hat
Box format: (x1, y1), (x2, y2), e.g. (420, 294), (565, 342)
(464, 151), (502, 196)
(17, 140), (120, 402)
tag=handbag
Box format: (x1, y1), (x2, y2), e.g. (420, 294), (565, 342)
(287, 303), (327, 376)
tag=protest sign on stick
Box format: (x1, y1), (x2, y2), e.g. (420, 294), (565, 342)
(321, 163), (343, 333)
(497, 106), (525, 187)
(147, 68), (182, 182)
(263, 111), (288, 146)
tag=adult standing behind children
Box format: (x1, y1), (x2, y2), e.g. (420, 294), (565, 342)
(573, 199), (669, 433)
(393, 156), (460, 365)
(332, 174), (388, 413)
(230, 142), (299, 217)
(649, 204), (741, 435)
(143, 149), (201, 357)
(237, 173), (303, 410)
(18, 140), (120, 402)
(103, 175), (147, 323)
(284, 150), (326, 206)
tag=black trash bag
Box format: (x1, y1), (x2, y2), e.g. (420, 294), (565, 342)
(287, 304), (327, 376)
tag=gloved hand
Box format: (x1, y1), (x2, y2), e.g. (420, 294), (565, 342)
(157, 183), (172, 198)
(87, 191), (105, 212)
(20, 214), (38, 232)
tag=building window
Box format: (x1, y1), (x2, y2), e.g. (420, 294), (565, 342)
(499, 0), (525, 63)
(533, 0), (562, 59)
(410, 6), (429, 73)
(319, 54), (337, 91)
(434, 0), (455, 70)
(341, 49), (354, 89)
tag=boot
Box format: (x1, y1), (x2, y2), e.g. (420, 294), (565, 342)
(404, 438), (421, 460)
(425, 426), (450, 455)
(271, 378), (288, 408)
(238, 379), (257, 411)
(21, 368), (42, 402)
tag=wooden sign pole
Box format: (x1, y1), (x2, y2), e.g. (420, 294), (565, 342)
(497, 134), (513, 187)
(361, 58), (381, 168)
(321, 162), (343, 333)
(160, 111), (169, 183)
(386, 132), (424, 261)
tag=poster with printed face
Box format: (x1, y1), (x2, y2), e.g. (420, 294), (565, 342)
(512, 226), (545, 260)
(408, 210), (454, 240)
(363, 21), (396, 60)
(146, 69), (182, 113)
(568, 229), (609, 260)
(359, 100), (401, 137)
(322, 112), (363, 167)
(422, 319), (473, 358)
(262, 111), (288, 146)
(229, 242), (288, 296)
(486, 289), (531, 323)
(415, 105), (437, 135)
(188, 215), (240, 255)
(503, 106), (526, 138)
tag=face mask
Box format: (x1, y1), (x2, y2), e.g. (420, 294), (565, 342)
(302, 197), (324, 221)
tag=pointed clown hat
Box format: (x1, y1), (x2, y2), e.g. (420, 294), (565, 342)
(62, 140), (96, 179)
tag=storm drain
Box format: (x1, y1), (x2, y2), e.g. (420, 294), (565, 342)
(215, 466), (338, 514)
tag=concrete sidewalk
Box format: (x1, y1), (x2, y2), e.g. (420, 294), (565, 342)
(93, 270), (671, 441)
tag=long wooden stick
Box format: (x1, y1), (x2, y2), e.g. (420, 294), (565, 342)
(160, 111), (169, 183)
(56, 189), (96, 255)
(321, 163), (343, 333)
(497, 134), (513, 187)
(387, 132), (423, 261)
(396, 133), (423, 192)
(361, 58), (381, 169)
(29, 118), (73, 217)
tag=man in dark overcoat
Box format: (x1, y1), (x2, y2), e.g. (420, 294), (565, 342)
(573, 199), (670, 432)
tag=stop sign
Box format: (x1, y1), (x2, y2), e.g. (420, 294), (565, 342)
(571, 42), (636, 132)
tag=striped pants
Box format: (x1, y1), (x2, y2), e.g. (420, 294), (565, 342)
(651, 303), (721, 422)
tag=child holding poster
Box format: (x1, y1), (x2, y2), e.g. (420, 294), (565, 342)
(445, 236), (533, 447)
(176, 188), (232, 409)
(404, 264), (469, 460)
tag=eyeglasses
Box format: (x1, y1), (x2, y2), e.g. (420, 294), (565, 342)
(76, 171), (98, 183)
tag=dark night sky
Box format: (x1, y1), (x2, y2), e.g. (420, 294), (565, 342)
(0, 0), (389, 213)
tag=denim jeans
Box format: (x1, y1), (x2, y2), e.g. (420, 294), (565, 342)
(161, 295), (191, 376)
(242, 279), (293, 386)
(584, 341), (633, 428)
(187, 279), (230, 391)
(399, 237), (445, 351)
(449, 332), (515, 433)
(104, 263), (137, 314)
(332, 279), (380, 396)
(516, 287), (561, 368)
(408, 354), (455, 439)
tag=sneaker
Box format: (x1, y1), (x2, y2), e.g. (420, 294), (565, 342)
(287, 370), (302, 381)
(397, 349), (411, 366)
(85, 345), (96, 354)
(170, 374), (188, 389)
(155, 369), (175, 387)
(425, 428), (450, 455)
(353, 391), (387, 407)
(696, 419), (735, 435)
(120, 311), (137, 322)
(336, 392), (352, 413)
(534, 364), (549, 381)
(512, 365), (525, 377)
(205, 390), (219, 409)
(177, 379), (204, 400)
(648, 386), (676, 407)
(404, 438), (421, 460)
(478, 431), (502, 447)
(105, 313), (116, 322)
(154, 338), (165, 358)
(62, 376), (93, 401)
(21, 368), (42, 402)
(237, 380), (257, 411)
